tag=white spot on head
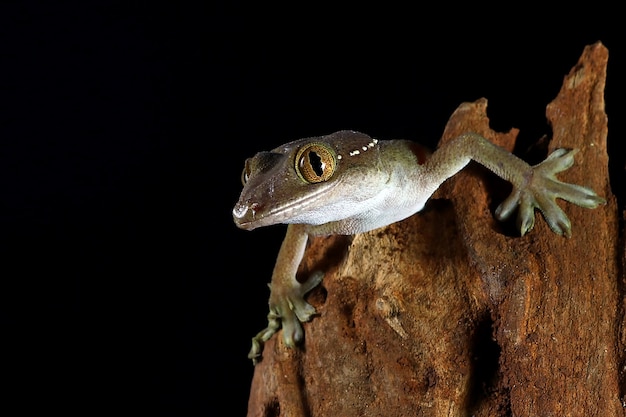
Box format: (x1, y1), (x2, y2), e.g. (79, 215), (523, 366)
(362, 146), (367, 151)
(349, 150), (360, 156)
(337, 154), (342, 160)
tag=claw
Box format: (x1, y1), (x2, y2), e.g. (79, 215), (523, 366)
(516, 192), (536, 236)
(248, 271), (324, 364)
(300, 271), (324, 294)
(495, 189), (522, 221)
(499, 148), (604, 238)
(539, 148), (577, 173)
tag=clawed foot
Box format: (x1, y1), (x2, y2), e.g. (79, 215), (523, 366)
(495, 148), (606, 237)
(248, 271), (324, 364)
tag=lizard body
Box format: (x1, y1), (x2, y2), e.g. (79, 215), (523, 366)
(232, 130), (605, 363)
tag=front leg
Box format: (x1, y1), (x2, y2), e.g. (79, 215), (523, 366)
(494, 148), (605, 237)
(249, 224), (323, 364)
(423, 133), (605, 237)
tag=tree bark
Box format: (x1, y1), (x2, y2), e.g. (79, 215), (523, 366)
(247, 42), (623, 417)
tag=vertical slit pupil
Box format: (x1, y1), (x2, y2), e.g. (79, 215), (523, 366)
(308, 151), (324, 177)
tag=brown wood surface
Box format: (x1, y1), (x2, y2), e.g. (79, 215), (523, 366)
(248, 42), (623, 417)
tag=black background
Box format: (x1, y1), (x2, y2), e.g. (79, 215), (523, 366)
(2, 4), (624, 416)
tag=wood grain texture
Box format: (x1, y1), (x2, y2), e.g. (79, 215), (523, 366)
(248, 42), (623, 417)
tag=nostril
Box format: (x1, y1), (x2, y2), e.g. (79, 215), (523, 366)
(232, 202), (263, 226)
(232, 204), (249, 220)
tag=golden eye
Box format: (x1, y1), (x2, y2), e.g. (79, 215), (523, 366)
(295, 142), (337, 184)
(241, 159), (251, 185)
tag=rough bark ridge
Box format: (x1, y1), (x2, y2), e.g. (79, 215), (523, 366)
(248, 42), (623, 416)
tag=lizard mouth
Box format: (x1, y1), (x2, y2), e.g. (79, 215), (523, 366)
(233, 179), (340, 230)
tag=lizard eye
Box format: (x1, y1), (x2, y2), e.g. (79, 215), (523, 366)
(295, 142), (337, 184)
(241, 159), (251, 185)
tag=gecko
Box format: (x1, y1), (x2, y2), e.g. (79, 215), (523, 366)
(232, 130), (605, 363)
